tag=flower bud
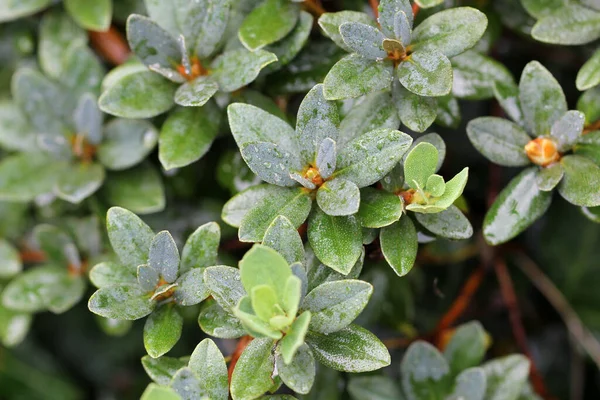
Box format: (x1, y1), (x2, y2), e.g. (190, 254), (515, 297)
(524, 137), (560, 167)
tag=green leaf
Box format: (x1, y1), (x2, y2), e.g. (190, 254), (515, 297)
(141, 384), (181, 400)
(107, 206), (154, 267)
(448, 368), (487, 400)
(0, 304), (31, 347)
(198, 300), (245, 339)
(89, 262), (137, 288)
(558, 155), (600, 207)
(173, 73), (219, 107)
(295, 84), (339, 166)
(180, 222), (220, 274)
(170, 367), (206, 400)
(99, 71), (177, 118)
(306, 324), (390, 372)
(204, 266), (245, 311)
(174, 268), (209, 306)
(238, 0), (299, 50)
(357, 187), (403, 228)
(318, 11), (378, 52)
(188, 339), (229, 400)
(443, 321), (488, 374)
(532, 4), (600, 45)
(308, 208), (363, 275)
(0, 0), (50, 22)
(519, 61), (567, 136)
(38, 10), (86, 79)
(415, 205), (473, 240)
(97, 317), (133, 337)
(88, 284), (155, 320)
(276, 343), (315, 394)
(240, 245), (291, 301)
(251, 284), (280, 322)
(577, 48), (600, 91)
(230, 338), (276, 400)
(482, 355), (530, 400)
(127, 14), (180, 69)
(436, 94), (461, 128)
(280, 311), (311, 364)
(335, 128), (413, 187)
(392, 81), (437, 133)
(378, 0), (414, 38)
(240, 141), (301, 186)
(103, 164), (166, 214)
(149, 231), (180, 283)
(466, 117), (531, 166)
(551, 110), (585, 152)
(238, 187), (312, 242)
(138, 264), (159, 291)
(302, 280), (372, 334)
(34, 224), (77, 267)
(521, 0), (565, 18)
(415, 0), (444, 8)
(577, 86), (600, 125)
(401, 341), (451, 400)
(380, 217), (417, 276)
(98, 119), (159, 171)
(144, 304), (183, 358)
(483, 167), (552, 245)
(142, 355), (186, 386)
(426, 175), (445, 197)
(0, 239), (22, 279)
(316, 178), (360, 216)
(212, 48), (277, 92)
(398, 49), (452, 97)
(73, 93), (103, 145)
(493, 80), (525, 127)
(235, 295), (283, 339)
(263, 216), (304, 265)
(535, 163), (564, 192)
(194, 0), (231, 59)
(323, 54), (394, 100)
(64, 0), (111, 31)
(0, 153), (66, 202)
(0, 101), (37, 152)
(574, 130), (600, 165)
(406, 167), (468, 213)
(411, 7), (488, 57)
(404, 142), (438, 189)
(55, 162), (105, 204)
(339, 22), (386, 60)
(451, 50), (514, 100)
(347, 375), (402, 400)
(228, 103), (297, 151)
(264, 10), (313, 70)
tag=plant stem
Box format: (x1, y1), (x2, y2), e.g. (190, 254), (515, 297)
(19, 250), (46, 263)
(228, 336), (253, 381)
(369, 0), (379, 18)
(303, 0), (326, 16)
(89, 26), (131, 65)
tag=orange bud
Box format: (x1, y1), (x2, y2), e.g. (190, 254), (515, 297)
(524, 137), (560, 167)
(305, 167), (324, 187)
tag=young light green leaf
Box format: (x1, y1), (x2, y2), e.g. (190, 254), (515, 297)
(211, 48), (277, 92)
(426, 175), (445, 197)
(519, 61), (567, 136)
(198, 300), (246, 339)
(357, 187), (403, 228)
(88, 285), (155, 320)
(443, 321), (488, 374)
(323, 54), (394, 100)
(141, 384), (181, 400)
(407, 167), (468, 213)
(415, 205), (473, 240)
(316, 178), (360, 216)
(380, 217), (417, 276)
(306, 324), (390, 372)
(64, 0), (111, 31)
(302, 280), (372, 334)
(398, 49), (453, 97)
(404, 142), (439, 189)
(531, 4), (600, 45)
(401, 341), (451, 400)
(411, 7), (488, 58)
(99, 71), (176, 118)
(280, 311), (311, 364)
(107, 206), (154, 267)
(263, 216), (304, 265)
(276, 344), (315, 394)
(535, 163), (564, 191)
(188, 339), (229, 400)
(240, 245), (291, 301)
(558, 155), (600, 207)
(483, 167), (552, 245)
(308, 209), (363, 275)
(577, 48), (600, 91)
(339, 22), (386, 60)
(230, 338), (276, 400)
(238, 0), (299, 51)
(466, 117), (531, 166)
(144, 304), (183, 358)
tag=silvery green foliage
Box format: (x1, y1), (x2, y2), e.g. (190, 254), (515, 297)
(88, 207), (220, 358)
(467, 61), (600, 245)
(318, 1), (487, 132)
(224, 84), (413, 274)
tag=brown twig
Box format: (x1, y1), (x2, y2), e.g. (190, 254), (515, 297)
(303, 0), (326, 16)
(228, 336), (253, 382)
(514, 252), (600, 370)
(89, 26), (131, 65)
(19, 250), (46, 263)
(369, 0), (379, 18)
(412, 3), (420, 18)
(494, 258), (549, 398)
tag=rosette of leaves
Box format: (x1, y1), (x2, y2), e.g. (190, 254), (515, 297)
(0, 0), (112, 31)
(347, 321), (538, 400)
(522, 0), (600, 45)
(358, 136), (470, 276)
(223, 84), (413, 274)
(1, 221), (102, 330)
(203, 237), (389, 399)
(467, 61), (600, 245)
(317, 1), (487, 132)
(88, 207), (220, 358)
(99, 1), (278, 170)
